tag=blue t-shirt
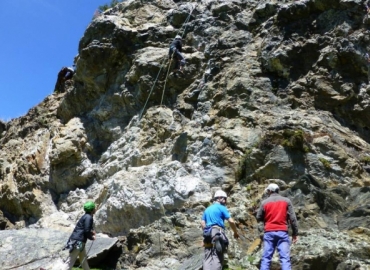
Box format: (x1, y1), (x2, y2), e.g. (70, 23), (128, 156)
(202, 202), (231, 228)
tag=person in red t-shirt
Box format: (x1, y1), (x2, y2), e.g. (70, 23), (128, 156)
(256, 183), (298, 270)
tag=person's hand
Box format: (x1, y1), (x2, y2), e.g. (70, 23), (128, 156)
(292, 235), (298, 244)
(233, 232), (239, 239)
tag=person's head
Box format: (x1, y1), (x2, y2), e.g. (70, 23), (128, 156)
(213, 190), (227, 205)
(175, 35), (182, 40)
(265, 183), (279, 195)
(83, 201), (96, 214)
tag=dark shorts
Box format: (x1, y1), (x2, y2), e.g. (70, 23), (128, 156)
(169, 47), (186, 68)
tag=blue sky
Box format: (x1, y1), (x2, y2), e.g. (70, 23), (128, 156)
(0, 0), (108, 121)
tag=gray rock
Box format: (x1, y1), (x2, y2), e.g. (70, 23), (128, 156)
(0, 228), (117, 270)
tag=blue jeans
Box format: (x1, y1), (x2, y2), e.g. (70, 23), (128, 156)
(260, 231), (291, 270)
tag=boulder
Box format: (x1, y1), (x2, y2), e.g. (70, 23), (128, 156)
(0, 228), (117, 270)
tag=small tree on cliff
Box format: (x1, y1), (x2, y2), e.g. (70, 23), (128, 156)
(98, 0), (123, 12)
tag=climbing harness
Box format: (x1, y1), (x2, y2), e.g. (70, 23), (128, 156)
(78, 240), (95, 268)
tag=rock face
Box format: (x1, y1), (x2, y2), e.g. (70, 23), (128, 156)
(0, 228), (117, 270)
(2, 0), (370, 269)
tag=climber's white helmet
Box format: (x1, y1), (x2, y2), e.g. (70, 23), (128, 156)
(214, 190), (227, 198)
(265, 183), (279, 193)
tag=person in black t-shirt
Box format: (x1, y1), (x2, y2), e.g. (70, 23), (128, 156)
(169, 35), (186, 73)
(61, 201), (96, 270)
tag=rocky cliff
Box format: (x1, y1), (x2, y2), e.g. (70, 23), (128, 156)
(1, 0), (370, 269)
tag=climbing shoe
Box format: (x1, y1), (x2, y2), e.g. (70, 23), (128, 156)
(173, 69), (184, 75)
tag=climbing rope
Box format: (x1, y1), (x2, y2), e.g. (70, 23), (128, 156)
(9, 5), (201, 270)
(157, 5), (196, 147)
(139, 56), (168, 120)
(160, 52), (175, 107)
(159, 5), (195, 107)
(139, 3), (196, 119)
(141, 4), (198, 261)
(84, 3), (198, 264)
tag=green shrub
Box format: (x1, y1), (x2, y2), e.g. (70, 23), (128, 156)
(99, 0), (123, 12)
(72, 267), (105, 270)
(72, 267), (114, 270)
(302, 145), (310, 153)
(245, 184), (252, 191)
(260, 129), (310, 152)
(247, 255), (256, 263)
(319, 158), (331, 169)
(360, 156), (370, 165)
(235, 129), (311, 184)
(235, 150), (252, 183)
(222, 266), (244, 270)
(281, 129), (304, 149)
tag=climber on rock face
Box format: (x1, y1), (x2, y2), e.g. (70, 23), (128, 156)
(169, 35), (186, 74)
(64, 65), (75, 81)
(55, 64), (75, 93)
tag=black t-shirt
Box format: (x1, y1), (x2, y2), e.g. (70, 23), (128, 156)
(170, 39), (182, 52)
(69, 213), (94, 243)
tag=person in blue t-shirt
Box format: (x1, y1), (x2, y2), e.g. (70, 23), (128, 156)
(201, 190), (239, 270)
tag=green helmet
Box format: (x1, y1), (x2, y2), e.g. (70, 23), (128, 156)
(83, 201), (96, 212)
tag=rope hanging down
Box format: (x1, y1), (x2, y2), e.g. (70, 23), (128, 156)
(160, 5), (195, 107)
(138, 5), (196, 260)
(139, 4), (196, 120)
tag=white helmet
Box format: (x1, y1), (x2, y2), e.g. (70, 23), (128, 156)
(214, 190), (227, 198)
(265, 183), (279, 193)
(175, 35), (182, 40)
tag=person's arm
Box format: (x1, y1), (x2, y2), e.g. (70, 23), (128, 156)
(255, 203), (264, 223)
(201, 219), (206, 229)
(201, 210), (207, 229)
(287, 200), (298, 244)
(177, 40), (183, 52)
(255, 203), (265, 239)
(227, 217), (239, 239)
